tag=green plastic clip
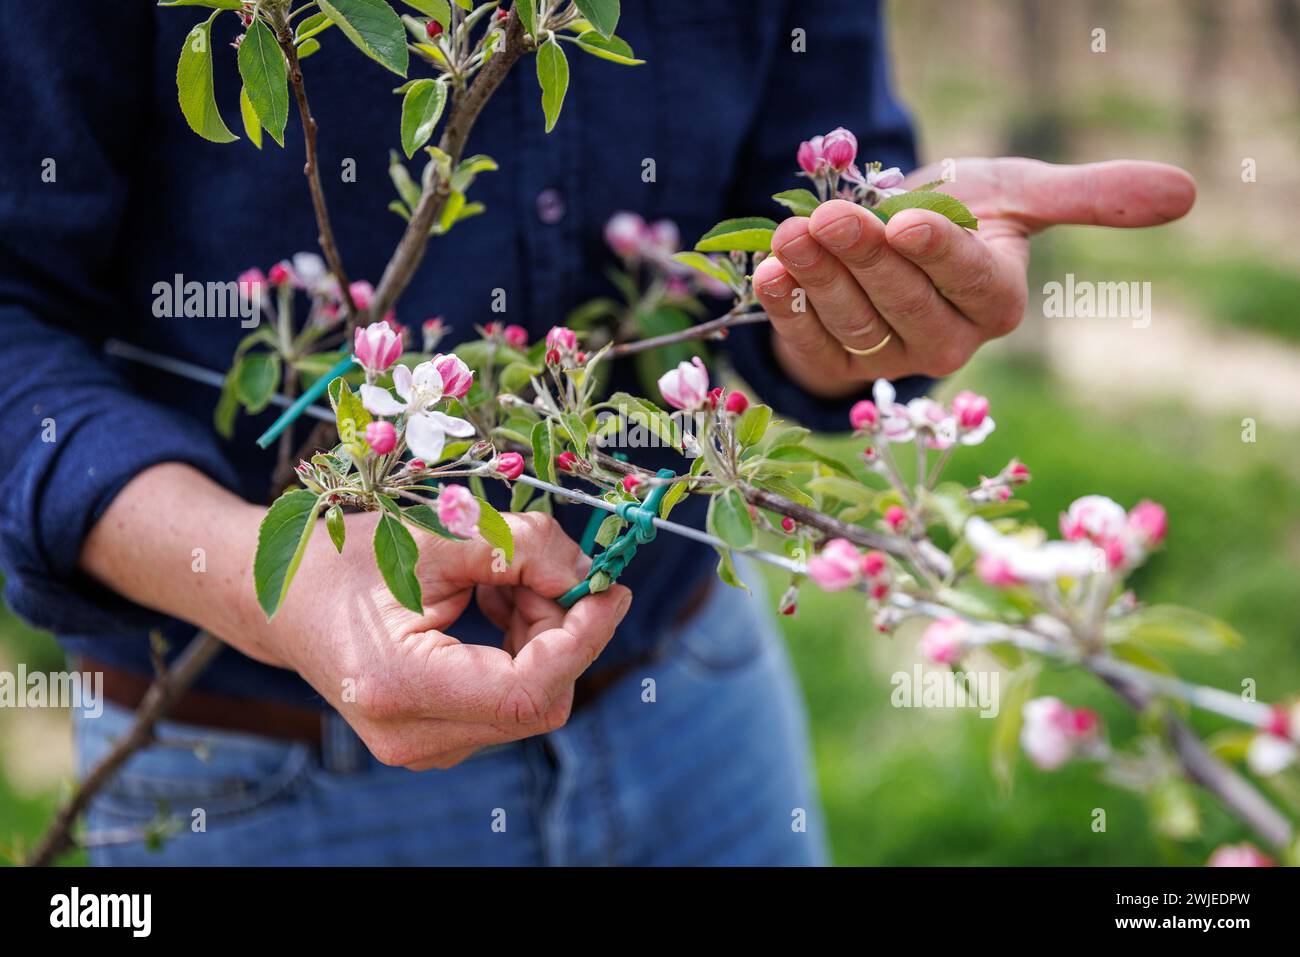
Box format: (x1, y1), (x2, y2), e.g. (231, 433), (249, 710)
(255, 353), (356, 450)
(558, 468), (676, 609)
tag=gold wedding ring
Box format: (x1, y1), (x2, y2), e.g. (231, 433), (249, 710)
(843, 332), (893, 357)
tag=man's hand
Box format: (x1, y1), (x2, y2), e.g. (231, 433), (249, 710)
(81, 464), (631, 771)
(752, 158), (1196, 398)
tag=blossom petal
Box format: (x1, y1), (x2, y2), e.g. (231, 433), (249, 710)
(360, 384), (407, 417)
(392, 363), (414, 403)
(425, 411), (476, 437)
(404, 414), (447, 463)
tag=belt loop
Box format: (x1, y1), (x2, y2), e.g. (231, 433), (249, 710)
(320, 710), (367, 774)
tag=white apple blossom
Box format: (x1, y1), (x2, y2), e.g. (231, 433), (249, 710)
(360, 360), (475, 463)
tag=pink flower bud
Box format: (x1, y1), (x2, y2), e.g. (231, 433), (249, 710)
(1021, 697), (1103, 771)
(364, 420), (397, 455)
(348, 281), (375, 312)
(780, 516), (796, 534)
(409, 459), (426, 471)
(820, 127), (858, 172)
(779, 585), (798, 617)
(976, 552), (1021, 588)
(437, 484), (480, 539)
(622, 474), (641, 494)
(1126, 499), (1167, 548)
(238, 268), (266, 302)
(657, 356), (711, 411)
(546, 325), (578, 353)
(353, 320), (403, 373)
(861, 550), (887, 578)
(556, 451), (578, 473)
(724, 391), (749, 415)
(951, 390), (990, 430)
(1207, 843), (1275, 868)
(884, 505), (907, 533)
(796, 136), (826, 176)
(1060, 495), (1127, 544)
(268, 262), (293, 287)
(494, 8), (508, 21)
(920, 616), (969, 664)
(494, 452), (525, 481)
(646, 219), (680, 256)
(849, 399), (879, 432)
(807, 538), (861, 592)
(432, 353), (474, 399)
(604, 212), (647, 258)
(1005, 459), (1031, 484)
(545, 348), (561, 366)
(503, 324), (529, 349)
(425, 19), (443, 39)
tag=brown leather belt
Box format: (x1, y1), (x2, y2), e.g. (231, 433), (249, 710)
(88, 576), (714, 746)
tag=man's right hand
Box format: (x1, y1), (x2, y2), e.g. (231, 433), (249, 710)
(80, 464), (632, 771)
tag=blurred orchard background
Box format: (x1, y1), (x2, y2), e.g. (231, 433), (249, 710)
(4, 0), (1300, 865)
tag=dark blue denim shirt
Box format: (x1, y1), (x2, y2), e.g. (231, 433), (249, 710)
(0, 0), (926, 706)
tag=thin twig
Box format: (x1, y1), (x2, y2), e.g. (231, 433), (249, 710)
(26, 633), (225, 866)
(609, 308), (770, 358)
(275, 19), (360, 325)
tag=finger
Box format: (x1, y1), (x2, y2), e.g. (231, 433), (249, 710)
(432, 512), (591, 599)
(995, 158), (1196, 229)
(807, 201), (980, 369)
(753, 255), (853, 372)
(770, 215), (894, 354)
(475, 583), (515, 633)
(884, 209), (1026, 333)
(512, 585), (632, 705)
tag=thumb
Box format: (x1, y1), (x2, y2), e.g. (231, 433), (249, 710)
(993, 158), (1196, 231)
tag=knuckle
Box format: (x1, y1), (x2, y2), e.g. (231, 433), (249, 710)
(922, 343), (971, 378)
(495, 678), (549, 726)
(365, 733), (414, 769)
(354, 673), (406, 723)
(890, 285), (937, 323)
(946, 254), (999, 301)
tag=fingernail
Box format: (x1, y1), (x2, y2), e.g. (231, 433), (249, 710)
(616, 591), (633, 616)
(760, 274), (792, 297)
(777, 234), (819, 267)
(893, 223), (932, 253)
(815, 214), (860, 249)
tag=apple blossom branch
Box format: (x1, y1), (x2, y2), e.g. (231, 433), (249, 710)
(608, 307), (771, 359)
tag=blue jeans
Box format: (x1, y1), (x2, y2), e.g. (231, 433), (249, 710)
(74, 579), (829, 865)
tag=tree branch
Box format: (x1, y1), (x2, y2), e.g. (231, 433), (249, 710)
(609, 308), (770, 358)
(26, 633), (225, 866)
(276, 21), (361, 325)
(368, 13), (528, 324)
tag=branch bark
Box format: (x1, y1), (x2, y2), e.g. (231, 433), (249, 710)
(608, 308), (771, 358)
(27, 633), (226, 866)
(276, 23), (361, 325)
(368, 14), (528, 324)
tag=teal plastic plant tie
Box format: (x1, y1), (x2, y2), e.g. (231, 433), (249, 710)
(558, 468), (676, 609)
(255, 353), (356, 449)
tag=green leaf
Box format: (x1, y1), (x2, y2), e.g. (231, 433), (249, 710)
(514, 0), (536, 36)
(325, 505), (347, 553)
(805, 475), (876, 507)
(871, 190), (979, 229)
(714, 546), (749, 592)
(238, 86), (263, 149)
(500, 361), (541, 393)
(991, 662), (1040, 792)
(317, 0), (409, 76)
(1105, 605), (1243, 655)
(735, 403), (772, 448)
(401, 0), (450, 25)
(176, 12), (238, 143)
(574, 31), (643, 65)
(233, 352), (281, 413)
(374, 512), (423, 613)
(475, 496), (514, 562)
(254, 489), (323, 618)
(709, 488), (754, 549)
(160, 0), (245, 9)
(771, 188), (821, 217)
(399, 78), (447, 157)
(572, 0), (619, 38)
(536, 36), (569, 133)
(561, 412), (589, 455)
(669, 251), (732, 286)
(694, 217), (778, 253)
(531, 419), (556, 484)
(401, 503), (467, 540)
(329, 378), (373, 444)
(237, 18), (289, 145)
(298, 37), (322, 59)
(295, 11), (335, 41)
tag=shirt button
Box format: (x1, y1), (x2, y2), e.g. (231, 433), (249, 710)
(536, 188), (565, 225)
